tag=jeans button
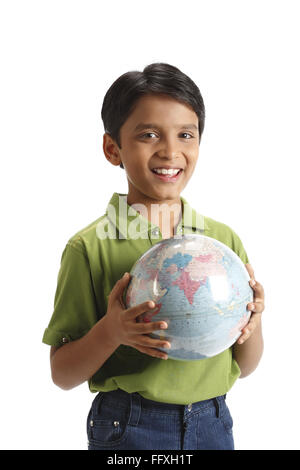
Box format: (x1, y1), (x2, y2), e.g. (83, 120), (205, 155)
(188, 403), (192, 411)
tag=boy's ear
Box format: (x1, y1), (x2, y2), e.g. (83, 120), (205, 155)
(102, 133), (123, 167)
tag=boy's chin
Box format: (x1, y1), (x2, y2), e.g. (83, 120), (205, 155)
(147, 191), (183, 203)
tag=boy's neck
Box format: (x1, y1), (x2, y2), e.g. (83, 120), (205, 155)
(126, 194), (183, 239)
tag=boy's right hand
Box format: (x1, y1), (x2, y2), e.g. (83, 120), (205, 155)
(102, 272), (170, 360)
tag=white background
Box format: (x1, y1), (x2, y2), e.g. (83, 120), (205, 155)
(1, 0), (299, 450)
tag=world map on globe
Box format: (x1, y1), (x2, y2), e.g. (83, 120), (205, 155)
(125, 234), (253, 361)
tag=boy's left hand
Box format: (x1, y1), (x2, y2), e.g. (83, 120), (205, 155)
(237, 263), (265, 345)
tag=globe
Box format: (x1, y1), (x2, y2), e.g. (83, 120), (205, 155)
(125, 234), (253, 361)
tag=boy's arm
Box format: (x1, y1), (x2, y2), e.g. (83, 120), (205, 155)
(50, 273), (170, 390)
(50, 315), (119, 390)
(233, 264), (265, 378)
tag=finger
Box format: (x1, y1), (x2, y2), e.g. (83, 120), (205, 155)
(132, 335), (171, 351)
(126, 300), (157, 319)
(237, 324), (254, 344)
(133, 344), (168, 360)
(249, 279), (265, 301)
(133, 320), (169, 334)
(245, 263), (255, 280)
(247, 301), (264, 314)
(237, 313), (261, 344)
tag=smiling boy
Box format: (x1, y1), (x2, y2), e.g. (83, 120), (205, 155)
(104, 93), (199, 239)
(43, 63), (264, 450)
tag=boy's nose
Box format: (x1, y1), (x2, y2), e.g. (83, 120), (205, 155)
(155, 137), (181, 159)
(156, 146), (181, 160)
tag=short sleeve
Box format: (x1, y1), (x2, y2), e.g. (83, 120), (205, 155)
(42, 242), (100, 347)
(205, 216), (250, 265)
(230, 229), (249, 265)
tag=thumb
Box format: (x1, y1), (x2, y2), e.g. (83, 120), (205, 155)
(245, 263), (255, 280)
(109, 272), (131, 302)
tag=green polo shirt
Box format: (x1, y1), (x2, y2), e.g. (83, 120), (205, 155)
(42, 192), (249, 404)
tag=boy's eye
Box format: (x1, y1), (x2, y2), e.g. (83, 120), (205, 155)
(140, 132), (194, 139)
(141, 132), (157, 139)
(181, 133), (193, 139)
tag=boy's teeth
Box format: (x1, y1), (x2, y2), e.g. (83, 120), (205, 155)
(153, 168), (181, 175)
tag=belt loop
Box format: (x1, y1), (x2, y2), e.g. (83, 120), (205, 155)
(128, 392), (141, 427)
(213, 397), (220, 418)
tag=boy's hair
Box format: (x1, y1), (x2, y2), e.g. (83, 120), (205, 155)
(101, 63), (205, 169)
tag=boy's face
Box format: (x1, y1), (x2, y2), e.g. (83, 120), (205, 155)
(104, 93), (200, 205)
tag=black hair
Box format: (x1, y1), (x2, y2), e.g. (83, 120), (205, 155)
(101, 63), (205, 169)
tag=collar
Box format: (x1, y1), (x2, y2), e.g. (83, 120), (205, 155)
(106, 192), (208, 239)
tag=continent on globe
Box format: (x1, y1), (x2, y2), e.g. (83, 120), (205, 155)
(172, 270), (203, 305)
(125, 234), (253, 361)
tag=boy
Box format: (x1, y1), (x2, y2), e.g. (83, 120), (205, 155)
(43, 63), (265, 450)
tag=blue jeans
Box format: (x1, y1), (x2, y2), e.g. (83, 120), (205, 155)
(87, 388), (234, 450)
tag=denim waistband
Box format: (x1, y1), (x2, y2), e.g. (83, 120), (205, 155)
(93, 388), (227, 420)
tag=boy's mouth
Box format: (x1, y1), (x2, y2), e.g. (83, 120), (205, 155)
(151, 167), (183, 182)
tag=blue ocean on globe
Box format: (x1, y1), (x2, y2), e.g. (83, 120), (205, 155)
(125, 234), (253, 361)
